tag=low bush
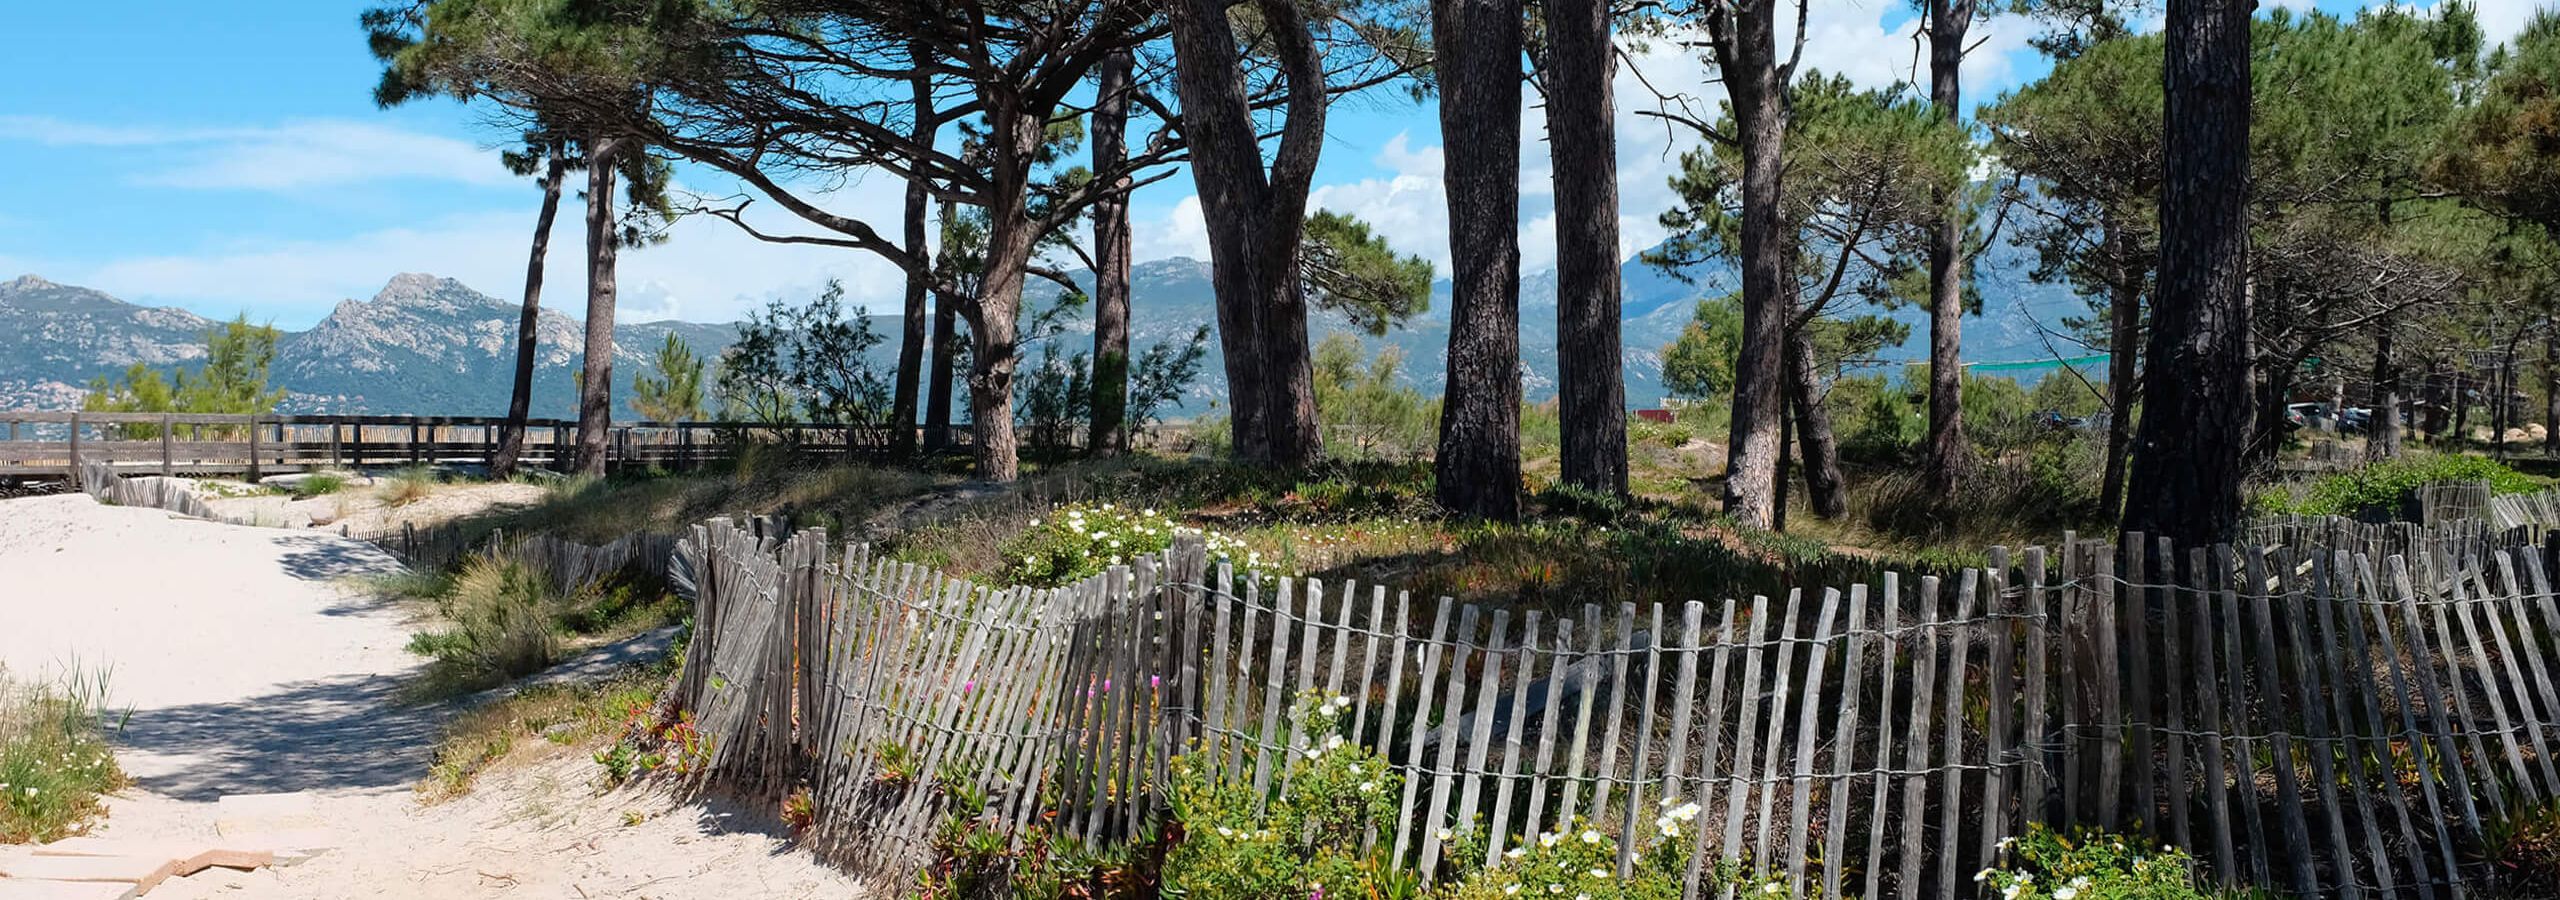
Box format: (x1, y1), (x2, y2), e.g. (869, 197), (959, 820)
(292, 472), (349, 497)
(1973, 824), (2232, 899)
(0, 667), (126, 843)
(1857, 439), (2109, 548)
(1163, 692), (1414, 900)
(418, 666), (667, 800)
(406, 554), (564, 697)
(2481, 798), (2560, 899)
(1000, 502), (1248, 587)
(378, 465), (438, 507)
(2253, 453), (2547, 518)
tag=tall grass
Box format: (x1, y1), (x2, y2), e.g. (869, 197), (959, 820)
(377, 465), (439, 507)
(0, 666), (127, 843)
(406, 554), (564, 698)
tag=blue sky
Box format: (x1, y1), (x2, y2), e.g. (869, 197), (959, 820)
(0, 0), (2533, 329)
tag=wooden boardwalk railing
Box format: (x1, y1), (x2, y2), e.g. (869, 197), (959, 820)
(0, 410), (962, 480)
(668, 519), (2560, 898)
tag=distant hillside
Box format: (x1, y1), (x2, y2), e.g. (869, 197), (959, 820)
(0, 239), (2096, 418)
(0, 273), (734, 418)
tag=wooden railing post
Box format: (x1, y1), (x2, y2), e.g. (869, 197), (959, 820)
(247, 415), (262, 482)
(66, 411), (81, 480)
(159, 413), (174, 477)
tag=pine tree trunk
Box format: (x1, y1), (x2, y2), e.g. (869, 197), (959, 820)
(493, 146), (567, 478)
(1432, 0), (1524, 521)
(1167, 0), (1328, 468)
(1546, 0), (1626, 499)
(1921, 0), (1973, 495)
(2099, 213), (2140, 515)
(1717, 5), (1790, 531)
(1787, 325), (1848, 519)
(2545, 312), (2558, 454)
(574, 136), (623, 477)
(2370, 314), (2401, 460)
(1089, 48), (1135, 457)
(2122, 0), (2253, 546)
(926, 262), (958, 452)
(891, 45), (935, 460)
(962, 108), (1048, 483)
(2454, 370), (2472, 443)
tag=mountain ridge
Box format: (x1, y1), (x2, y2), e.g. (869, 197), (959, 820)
(0, 242), (2094, 418)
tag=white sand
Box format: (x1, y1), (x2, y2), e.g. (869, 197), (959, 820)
(0, 493), (870, 898)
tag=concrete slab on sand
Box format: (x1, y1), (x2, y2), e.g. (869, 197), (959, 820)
(0, 854), (179, 894)
(0, 880), (138, 900)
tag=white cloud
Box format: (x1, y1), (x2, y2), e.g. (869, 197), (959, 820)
(2458, 0), (2550, 44)
(1130, 194), (1213, 262)
(0, 115), (515, 191)
(36, 190), (908, 328)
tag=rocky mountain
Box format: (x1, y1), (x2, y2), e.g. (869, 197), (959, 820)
(0, 275), (220, 406)
(0, 239), (2094, 418)
(269, 273), (735, 416)
(0, 273), (733, 417)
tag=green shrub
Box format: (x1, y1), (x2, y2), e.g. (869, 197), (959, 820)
(1164, 692), (1415, 900)
(0, 667), (126, 843)
(378, 465), (438, 507)
(1974, 824), (2232, 899)
(2481, 799), (2560, 899)
(294, 472), (349, 497)
(406, 554), (563, 696)
(999, 503), (1247, 587)
(2253, 453), (2547, 518)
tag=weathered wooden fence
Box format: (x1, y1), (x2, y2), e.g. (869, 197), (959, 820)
(0, 410), (962, 480)
(671, 521), (2560, 898)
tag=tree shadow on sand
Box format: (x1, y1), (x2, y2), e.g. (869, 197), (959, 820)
(113, 670), (443, 801)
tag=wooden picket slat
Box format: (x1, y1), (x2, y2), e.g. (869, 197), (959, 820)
(1614, 604), (1666, 878)
(2215, 546), (2275, 888)
(2157, 537), (2194, 859)
(1933, 569), (1980, 900)
(1785, 590), (1840, 898)
(1714, 593), (1775, 893)
(1859, 573), (1903, 900)
(1418, 604), (1480, 880)
(1392, 597), (1457, 866)
(1820, 583), (1870, 900)
(1894, 577), (1941, 900)
(1487, 610), (1541, 863)
(1455, 610), (1510, 857)
(1521, 615), (1573, 842)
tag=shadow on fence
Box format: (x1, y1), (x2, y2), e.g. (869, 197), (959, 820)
(667, 516), (2560, 898)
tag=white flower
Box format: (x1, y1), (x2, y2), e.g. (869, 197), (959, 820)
(1546, 884), (1565, 895)
(2055, 888), (2079, 900)
(1974, 869), (1992, 884)
(1438, 828), (1455, 841)
(1358, 781), (1377, 793)
(1579, 829), (1602, 845)
(1217, 827), (1234, 837)
(2001, 887), (2022, 900)
(1324, 735), (1345, 751)
(1587, 868), (1609, 879)
(1503, 886), (1520, 896)
(2070, 876), (2092, 888)
(1505, 847), (1526, 859)
(1539, 832), (1562, 848)
(1761, 885), (1783, 896)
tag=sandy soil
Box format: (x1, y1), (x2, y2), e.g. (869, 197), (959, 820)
(200, 479), (549, 533)
(144, 754), (866, 900)
(0, 493), (869, 898)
